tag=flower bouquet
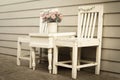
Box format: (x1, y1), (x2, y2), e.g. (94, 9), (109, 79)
(41, 10), (62, 23)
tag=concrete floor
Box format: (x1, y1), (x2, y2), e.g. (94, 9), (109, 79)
(0, 54), (120, 80)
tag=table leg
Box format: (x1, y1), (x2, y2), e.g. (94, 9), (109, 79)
(31, 47), (36, 70)
(48, 48), (52, 73)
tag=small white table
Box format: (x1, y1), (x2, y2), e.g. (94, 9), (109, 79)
(29, 32), (76, 73)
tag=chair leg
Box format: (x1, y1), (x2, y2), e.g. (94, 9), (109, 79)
(17, 41), (21, 66)
(29, 47), (32, 68)
(72, 45), (78, 79)
(38, 48), (43, 63)
(48, 48), (52, 73)
(95, 46), (101, 75)
(77, 48), (81, 71)
(53, 45), (58, 74)
(31, 47), (36, 70)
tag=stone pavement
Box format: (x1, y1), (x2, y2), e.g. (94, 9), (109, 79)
(0, 54), (119, 80)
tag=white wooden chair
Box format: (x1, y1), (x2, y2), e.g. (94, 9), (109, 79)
(17, 36), (32, 68)
(53, 5), (103, 79)
(16, 9), (58, 68)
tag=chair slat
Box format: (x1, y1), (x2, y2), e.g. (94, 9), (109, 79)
(78, 13), (84, 38)
(39, 14), (48, 33)
(91, 12), (97, 38)
(81, 13), (87, 38)
(44, 22), (48, 33)
(84, 13), (90, 38)
(88, 12), (94, 38)
(39, 17), (43, 33)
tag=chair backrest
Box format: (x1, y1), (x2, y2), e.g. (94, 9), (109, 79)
(39, 8), (59, 33)
(77, 5), (103, 40)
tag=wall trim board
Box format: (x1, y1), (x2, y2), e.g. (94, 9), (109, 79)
(0, 46), (16, 49)
(81, 57), (120, 64)
(0, 46), (29, 51)
(105, 12), (120, 14)
(104, 25), (120, 27)
(103, 37), (120, 39)
(0, 25), (38, 27)
(0, 25), (120, 27)
(0, 0), (39, 6)
(0, 39), (16, 42)
(0, 17), (38, 20)
(0, 11), (120, 20)
(0, 33), (28, 35)
(103, 48), (120, 51)
(102, 59), (120, 63)
(101, 70), (120, 75)
(0, 53), (16, 57)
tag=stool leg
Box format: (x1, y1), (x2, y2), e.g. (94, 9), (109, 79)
(48, 48), (52, 73)
(29, 47), (32, 68)
(39, 48), (43, 63)
(31, 47), (36, 70)
(17, 41), (21, 66)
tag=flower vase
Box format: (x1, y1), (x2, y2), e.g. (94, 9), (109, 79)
(47, 23), (57, 33)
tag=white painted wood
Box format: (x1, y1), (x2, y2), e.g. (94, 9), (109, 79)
(16, 9), (48, 69)
(0, 0), (115, 12)
(53, 5), (103, 79)
(17, 36), (31, 67)
(101, 61), (120, 73)
(85, 13), (90, 38)
(53, 43), (58, 74)
(0, 26), (120, 43)
(0, 0), (31, 5)
(0, 47), (28, 56)
(88, 12), (94, 38)
(0, 13), (120, 27)
(0, 34), (27, 41)
(56, 63), (72, 68)
(102, 49), (120, 62)
(104, 14), (120, 25)
(103, 27), (120, 38)
(17, 41), (21, 66)
(48, 48), (52, 73)
(0, 0), (120, 75)
(31, 47), (36, 70)
(91, 12), (97, 38)
(0, 27), (38, 34)
(2, 37), (120, 51)
(29, 32), (76, 72)
(72, 44), (78, 79)
(29, 8), (76, 73)
(0, 2), (119, 20)
(103, 38), (120, 50)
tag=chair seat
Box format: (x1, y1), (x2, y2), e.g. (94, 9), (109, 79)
(55, 38), (99, 47)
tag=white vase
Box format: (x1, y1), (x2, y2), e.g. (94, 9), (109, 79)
(47, 23), (57, 33)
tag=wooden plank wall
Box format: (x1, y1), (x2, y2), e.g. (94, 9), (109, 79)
(0, 0), (120, 74)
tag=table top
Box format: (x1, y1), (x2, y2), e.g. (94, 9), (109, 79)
(29, 32), (76, 37)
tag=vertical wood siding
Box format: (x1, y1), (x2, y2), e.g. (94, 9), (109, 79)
(0, 0), (120, 73)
